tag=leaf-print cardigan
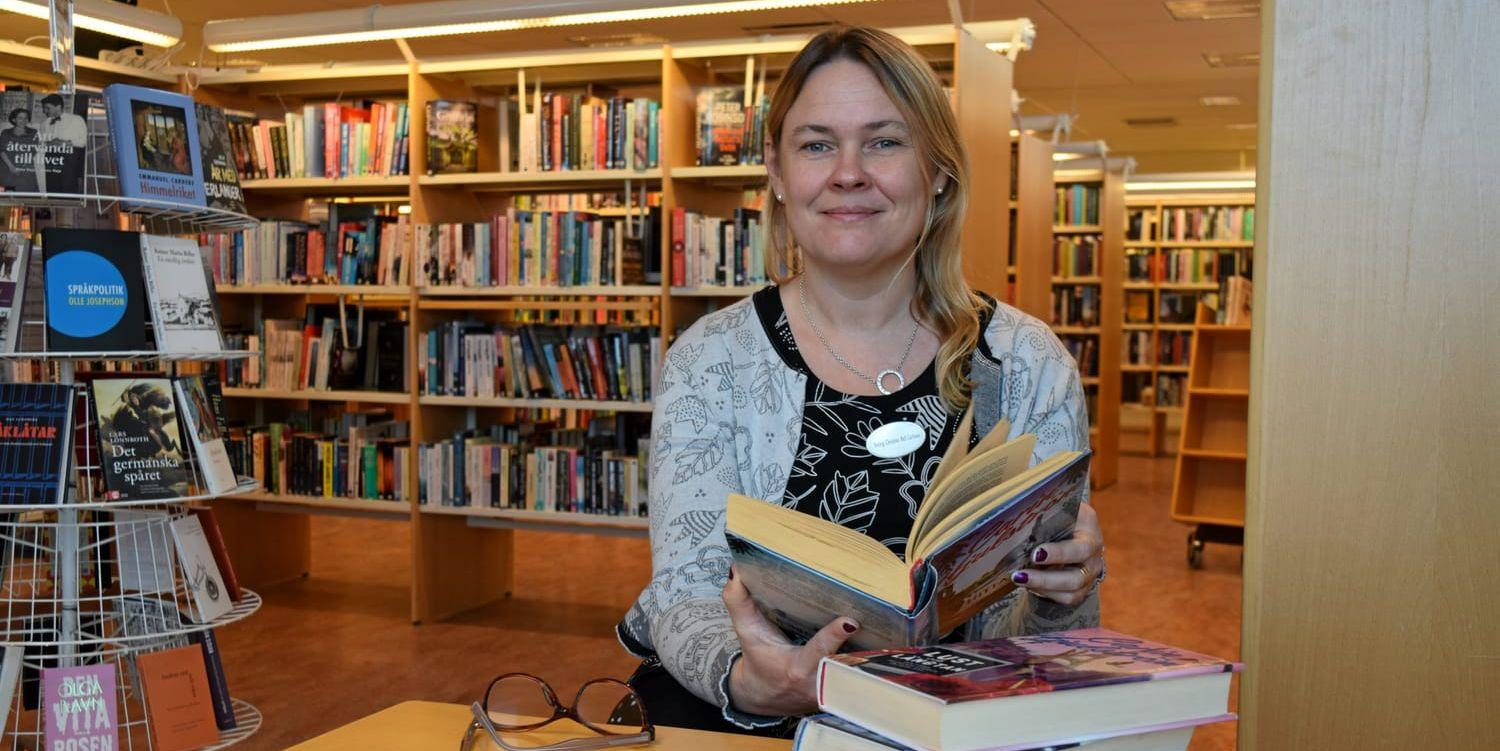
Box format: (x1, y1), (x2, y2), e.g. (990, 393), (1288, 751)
(616, 293), (1100, 728)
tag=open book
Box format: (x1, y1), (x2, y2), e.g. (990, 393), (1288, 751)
(728, 411), (1090, 648)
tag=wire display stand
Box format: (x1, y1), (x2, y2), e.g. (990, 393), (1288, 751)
(0, 6), (264, 748)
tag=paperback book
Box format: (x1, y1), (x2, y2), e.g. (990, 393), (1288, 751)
(42, 663), (118, 751)
(141, 234), (223, 353)
(729, 414), (1089, 648)
(817, 629), (1240, 751)
(137, 644), (220, 751)
(0, 382), (74, 504)
(0, 90), (96, 195)
(170, 513), (233, 623)
(426, 99), (479, 174)
(42, 228), (150, 352)
(102, 84), (206, 207)
(91, 377), (192, 500)
(174, 376), (238, 495)
(0, 231), (27, 352)
(194, 103), (247, 214)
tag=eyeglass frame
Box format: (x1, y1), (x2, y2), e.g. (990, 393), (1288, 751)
(460, 673), (655, 751)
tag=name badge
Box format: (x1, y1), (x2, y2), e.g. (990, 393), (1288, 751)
(866, 421), (926, 459)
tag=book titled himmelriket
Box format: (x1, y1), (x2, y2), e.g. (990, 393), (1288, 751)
(91, 377), (191, 500)
(102, 84), (206, 207)
(141, 234), (223, 353)
(41, 228), (150, 353)
(728, 412), (1089, 649)
(816, 629), (1240, 751)
(0, 382), (75, 505)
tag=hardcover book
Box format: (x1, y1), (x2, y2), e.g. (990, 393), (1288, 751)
(426, 99), (478, 174)
(91, 377), (192, 500)
(0, 382), (74, 504)
(173, 376), (237, 495)
(0, 232), (28, 352)
(187, 629), (237, 731)
(794, 713), (1203, 751)
(729, 413), (1088, 648)
(42, 663), (118, 751)
(194, 103), (247, 214)
(137, 644), (220, 751)
(696, 87), (745, 166)
(170, 514), (233, 623)
(102, 84), (206, 207)
(42, 228), (150, 352)
(817, 629), (1240, 751)
(0, 90), (95, 195)
(141, 234), (224, 353)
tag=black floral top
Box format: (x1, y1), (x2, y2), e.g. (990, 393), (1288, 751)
(753, 287), (963, 560)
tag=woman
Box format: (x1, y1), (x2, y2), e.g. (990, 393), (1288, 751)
(0, 108), (40, 193)
(617, 26), (1105, 734)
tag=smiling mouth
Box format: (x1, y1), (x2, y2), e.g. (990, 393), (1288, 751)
(821, 208), (882, 221)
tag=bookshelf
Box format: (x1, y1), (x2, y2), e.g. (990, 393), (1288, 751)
(1171, 305), (1249, 568)
(1122, 194), (1255, 456)
(1008, 134), (1054, 319)
(1051, 169), (1124, 490)
(188, 22), (1025, 624)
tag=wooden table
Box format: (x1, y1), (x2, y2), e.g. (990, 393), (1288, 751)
(288, 700), (793, 750)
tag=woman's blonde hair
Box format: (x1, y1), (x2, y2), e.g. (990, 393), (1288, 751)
(765, 26), (990, 412)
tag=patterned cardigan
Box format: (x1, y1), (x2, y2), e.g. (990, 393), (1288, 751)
(616, 293), (1100, 728)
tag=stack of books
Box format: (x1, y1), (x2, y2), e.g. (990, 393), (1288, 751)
(798, 629), (1239, 751)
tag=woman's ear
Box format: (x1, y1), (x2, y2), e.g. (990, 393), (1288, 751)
(933, 170), (950, 196)
(765, 137), (783, 200)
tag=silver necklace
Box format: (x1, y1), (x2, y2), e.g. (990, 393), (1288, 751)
(798, 278), (919, 396)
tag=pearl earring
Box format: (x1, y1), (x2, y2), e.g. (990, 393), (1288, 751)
(776, 193), (784, 202)
(936, 186), (944, 195)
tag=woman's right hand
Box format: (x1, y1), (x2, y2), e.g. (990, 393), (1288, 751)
(721, 566), (860, 717)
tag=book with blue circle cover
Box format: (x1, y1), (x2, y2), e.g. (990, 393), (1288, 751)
(42, 228), (149, 353)
(102, 84), (206, 208)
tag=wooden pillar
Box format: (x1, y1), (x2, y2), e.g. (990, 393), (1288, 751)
(1242, 0), (1499, 746)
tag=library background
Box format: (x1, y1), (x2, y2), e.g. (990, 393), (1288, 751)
(0, 1), (1491, 750)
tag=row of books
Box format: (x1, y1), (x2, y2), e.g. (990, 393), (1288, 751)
(229, 101), (410, 181)
(1124, 330), (1153, 366)
(1157, 292), (1198, 325)
(1059, 334), (1100, 378)
(224, 415), (410, 501)
(415, 206), (661, 289)
(1129, 205), (1256, 243)
(420, 322), (659, 404)
(245, 316), (408, 394)
(1125, 290), (1152, 324)
(1052, 235), (1100, 278)
(669, 207), (768, 288)
(1155, 373), (1186, 407)
(1158, 330), (1192, 366)
(0, 228), (227, 356)
(1123, 372), (1187, 408)
(1054, 184), (1101, 226)
(489, 83), (661, 174)
(0, 85), (248, 215)
(205, 207), (411, 287)
(417, 438), (646, 517)
(1216, 275), (1253, 325)
(1051, 286), (1100, 328)
(696, 83), (769, 166)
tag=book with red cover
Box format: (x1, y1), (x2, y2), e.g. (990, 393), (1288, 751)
(187, 507), (242, 602)
(817, 629), (1240, 751)
(138, 644), (220, 751)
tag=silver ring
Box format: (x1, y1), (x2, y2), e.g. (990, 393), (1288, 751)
(876, 369), (904, 395)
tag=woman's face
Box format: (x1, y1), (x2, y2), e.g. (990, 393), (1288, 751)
(768, 58), (943, 275)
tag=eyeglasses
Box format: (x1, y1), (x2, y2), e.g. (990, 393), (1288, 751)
(460, 673), (654, 751)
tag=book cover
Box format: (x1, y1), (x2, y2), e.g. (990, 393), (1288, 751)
(92, 377), (191, 500)
(42, 228), (150, 352)
(696, 87), (745, 166)
(102, 84), (206, 207)
(0, 90), (95, 195)
(0, 382), (73, 505)
(170, 514), (233, 623)
(426, 99), (478, 174)
(141, 234), (223, 353)
(173, 376), (237, 495)
(42, 663), (118, 750)
(794, 713), (1210, 751)
(194, 103), (247, 214)
(0, 232), (29, 352)
(137, 644), (220, 751)
(187, 507), (241, 602)
(187, 629), (237, 731)
(0, 645), (19, 732)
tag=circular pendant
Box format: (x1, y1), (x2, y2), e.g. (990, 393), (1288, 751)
(866, 420), (926, 458)
(875, 369), (905, 396)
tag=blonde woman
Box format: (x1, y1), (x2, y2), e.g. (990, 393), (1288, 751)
(617, 26), (1105, 734)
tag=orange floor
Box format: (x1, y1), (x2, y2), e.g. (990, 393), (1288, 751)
(218, 444), (1243, 750)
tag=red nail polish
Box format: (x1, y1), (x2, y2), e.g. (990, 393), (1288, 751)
(842, 622), (858, 634)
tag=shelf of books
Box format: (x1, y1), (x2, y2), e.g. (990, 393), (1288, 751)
(1006, 134), (1054, 319)
(1051, 169), (1124, 489)
(1122, 194), (1255, 456)
(176, 21), (1028, 623)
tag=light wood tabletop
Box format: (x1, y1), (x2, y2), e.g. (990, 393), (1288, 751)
(287, 700), (793, 750)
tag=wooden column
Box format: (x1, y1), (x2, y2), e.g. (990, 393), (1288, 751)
(1011, 134), (1054, 320)
(1242, 0), (1500, 746)
(952, 29), (1014, 300)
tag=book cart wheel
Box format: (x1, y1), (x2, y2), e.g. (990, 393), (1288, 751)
(1187, 532), (1205, 569)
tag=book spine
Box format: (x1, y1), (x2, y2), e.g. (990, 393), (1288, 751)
(190, 630), (238, 731)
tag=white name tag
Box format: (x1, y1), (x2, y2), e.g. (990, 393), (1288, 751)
(866, 421), (926, 459)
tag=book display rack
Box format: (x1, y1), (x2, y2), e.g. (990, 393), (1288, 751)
(1171, 304), (1249, 568)
(1050, 168), (1124, 489)
(1122, 194), (1255, 456)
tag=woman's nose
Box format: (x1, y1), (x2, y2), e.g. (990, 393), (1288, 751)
(829, 149), (869, 191)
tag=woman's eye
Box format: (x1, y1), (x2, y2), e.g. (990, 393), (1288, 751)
(870, 138), (903, 150)
(799, 141), (831, 154)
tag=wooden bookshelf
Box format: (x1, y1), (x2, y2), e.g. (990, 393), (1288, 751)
(1008, 136), (1054, 319)
(1171, 304), (1249, 568)
(1051, 169), (1124, 489)
(421, 504), (650, 534)
(417, 168), (662, 190)
(235, 491), (411, 517)
(1121, 193), (1256, 456)
(216, 284), (413, 296)
(241, 175), (410, 194)
(221, 387), (412, 404)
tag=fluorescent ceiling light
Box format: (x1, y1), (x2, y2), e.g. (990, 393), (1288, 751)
(0, 0), (182, 47)
(1127, 179), (1255, 191)
(205, 0), (878, 53)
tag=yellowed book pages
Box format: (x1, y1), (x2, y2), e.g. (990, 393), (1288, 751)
(909, 432), (1033, 548)
(913, 451), (1077, 561)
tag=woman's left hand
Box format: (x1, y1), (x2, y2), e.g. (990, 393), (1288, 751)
(1012, 503), (1105, 606)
